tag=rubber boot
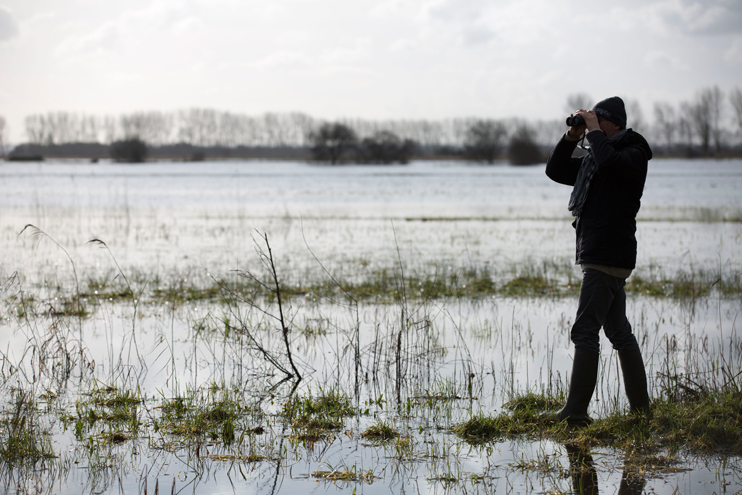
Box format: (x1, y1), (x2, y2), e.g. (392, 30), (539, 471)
(618, 347), (652, 418)
(550, 349), (600, 427)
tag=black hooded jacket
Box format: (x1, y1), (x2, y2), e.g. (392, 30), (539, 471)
(545, 129), (652, 270)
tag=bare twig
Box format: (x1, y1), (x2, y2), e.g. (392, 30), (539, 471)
(257, 232), (301, 382)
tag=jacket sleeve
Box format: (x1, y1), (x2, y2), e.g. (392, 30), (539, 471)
(585, 130), (647, 175)
(545, 134), (582, 186)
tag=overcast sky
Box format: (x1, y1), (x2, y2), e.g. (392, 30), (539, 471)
(1, 0), (741, 142)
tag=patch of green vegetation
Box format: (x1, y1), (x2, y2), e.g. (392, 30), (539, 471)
(156, 387), (255, 445)
(361, 420), (399, 441)
(312, 464), (375, 483)
(626, 270), (741, 299)
(650, 390), (742, 455)
(66, 387), (141, 441)
(50, 295), (90, 318)
(420, 377), (465, 401)
(282, 387), (356, 439)
(454, 387), (742, 461)
(501, 275), (557, 297)
(503, 393), (562, 412)
(0, 390), (56, 462)
(82, 274), (134, 302)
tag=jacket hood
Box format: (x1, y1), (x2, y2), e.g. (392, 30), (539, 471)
(617, 129), (653, 160)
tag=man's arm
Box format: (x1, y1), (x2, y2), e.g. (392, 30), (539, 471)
(545, 134), (582, 186)
(586, 131), (647, 175)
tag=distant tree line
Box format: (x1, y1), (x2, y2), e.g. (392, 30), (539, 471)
(10, 109), (556, 164)
(4, 85), (742, 163)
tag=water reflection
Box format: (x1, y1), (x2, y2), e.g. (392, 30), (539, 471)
(565, 444), (645, 495)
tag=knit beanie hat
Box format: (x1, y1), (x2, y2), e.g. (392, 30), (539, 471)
(593, 96), (627, 128)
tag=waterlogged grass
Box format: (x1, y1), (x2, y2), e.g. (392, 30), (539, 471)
(452, 393), (565, 443)
(361, 420), (399, 441)
(454, 388), (742, 459)
(155, 386), (261, 446)
(312, 462), (375, 483)
(283, 388), (357, 441)
(63, 387), (142, 443)
(0, 391), (56, 462)
(21, 263), (739, 322)
(626, 270), (742, 298)
(2, 230), (741, 493)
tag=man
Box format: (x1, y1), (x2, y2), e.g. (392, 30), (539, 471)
(545, 96), (652, 425)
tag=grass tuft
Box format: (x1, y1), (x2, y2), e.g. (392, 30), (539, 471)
(361, 420), (399, 441)
(0, 390), (56, 462)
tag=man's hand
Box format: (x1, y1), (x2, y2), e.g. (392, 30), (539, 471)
(567, 109), (587, 139)
(576, 109), (600, 133)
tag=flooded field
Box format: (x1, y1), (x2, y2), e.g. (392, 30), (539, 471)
(0, 159), (741, 494)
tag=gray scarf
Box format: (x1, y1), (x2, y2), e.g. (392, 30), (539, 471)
(568, 129), (628, 217)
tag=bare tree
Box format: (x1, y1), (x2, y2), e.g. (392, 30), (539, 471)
(565, 93), (593, 114)
(0, 115), (6, 158)
(508, 123), (543, 165)
(464, 120), (506, 163)
(705, 86), (723, 152)
(626, 100), (646, 133)
(653, 102), (677, 152)
(101, 115), (117, 144)
(358, 130), (415, 164)
(308, 122), (357, 164)
(729, 87), (742, 143)
(691, 94), (712, 153)
(678, 102), (695, 156)
(120, 111), (173, 145)
(25, 115), (48, 145)
(687, 86), (724, 154)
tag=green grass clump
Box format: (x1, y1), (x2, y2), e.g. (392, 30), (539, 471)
(626, 269), (741, 299)
(282, 388), (356, 438)
(361, 420), (399, 441)
(455, 388), (742, 460)
(68, 387), (141, 441)
(650, 390), (742, 455)
(0, 391), (56, 462)
(452, 413), (506, 442)
(504, 393), (562, 412)
(156, 389), (249, 445)
(312, 463), (374, 483)
(501, 275), (556, 297)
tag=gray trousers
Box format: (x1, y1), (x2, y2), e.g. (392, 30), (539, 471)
(571, 268), (639, 354)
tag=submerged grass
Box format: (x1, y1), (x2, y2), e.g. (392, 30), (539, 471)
(66, 387), (142, 442)
(155, 387), (257, 445)
(21, 260), (741, 321)
(2, 227), (741, 493)
(0, 390), (56, 462)
(282, 387), (357, 441)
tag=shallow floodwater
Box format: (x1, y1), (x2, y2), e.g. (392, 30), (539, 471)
(0, 158), (741, 494)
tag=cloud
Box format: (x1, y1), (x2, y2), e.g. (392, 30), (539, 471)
(724, 35), (742, 65)
(253, 50), (312, 69)
(389, 38), (417, 52)
(56, 22), (120, 56)
(647, 0), (742, 36)
(320, 38), (371, 63)
(56, 0), (210, 57)
(0, 7), (19, 43)
(423, 0), (561, 47)
(461, 26), (494, 46)
(644, 50), (690, 70)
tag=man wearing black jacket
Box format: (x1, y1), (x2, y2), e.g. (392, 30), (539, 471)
(545, 96), (652, 425)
